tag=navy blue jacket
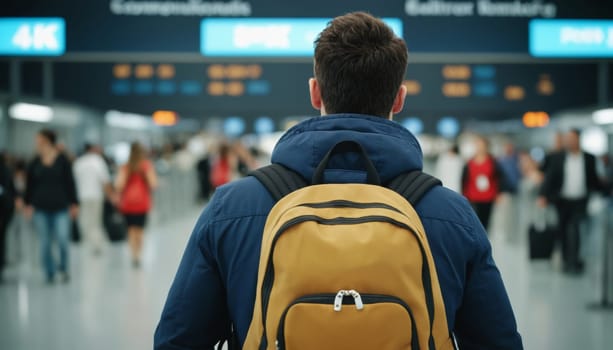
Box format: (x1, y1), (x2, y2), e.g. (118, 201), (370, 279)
(154, 114), (523, 350)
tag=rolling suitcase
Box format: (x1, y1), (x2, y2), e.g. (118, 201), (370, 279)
(104, 200), (127, 242)
(529, 205), (557, 260)
(529, 224), (556, 259)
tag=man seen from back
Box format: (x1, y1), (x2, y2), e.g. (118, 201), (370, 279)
(154, 12), (523, 350)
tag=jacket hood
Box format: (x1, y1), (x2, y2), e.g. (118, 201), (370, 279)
(271, 114), (423, 184)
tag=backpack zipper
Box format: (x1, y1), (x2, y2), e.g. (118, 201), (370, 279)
(276, 292), (420, 350)
(333, 289), (364, 311)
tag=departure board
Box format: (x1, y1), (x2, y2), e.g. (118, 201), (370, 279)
(3, 0), (613, 55)
(53, 61), (599, 133)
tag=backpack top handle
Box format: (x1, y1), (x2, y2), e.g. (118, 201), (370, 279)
(312, 140), (381, 186)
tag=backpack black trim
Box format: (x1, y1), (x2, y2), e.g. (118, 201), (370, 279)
(250, 165), (441, 207)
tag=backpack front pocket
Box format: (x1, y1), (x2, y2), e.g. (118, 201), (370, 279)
(277, 290), (419, 350)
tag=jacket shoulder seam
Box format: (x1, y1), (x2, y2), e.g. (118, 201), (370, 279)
(209, 213), (270, 225)
(418, 215), (474, 231)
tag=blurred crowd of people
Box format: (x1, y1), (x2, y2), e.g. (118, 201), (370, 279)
(2, 126), (611, 283)
(0, 130), (158, 283)
(435, 130), (613, 275)
(0, 129), (265, 284)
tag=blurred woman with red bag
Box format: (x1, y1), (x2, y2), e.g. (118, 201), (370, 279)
(115, 142), (158, 268)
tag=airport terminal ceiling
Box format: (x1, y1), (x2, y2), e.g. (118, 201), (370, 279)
(1, 0), (613, 123)
(3, 0), (613, 53)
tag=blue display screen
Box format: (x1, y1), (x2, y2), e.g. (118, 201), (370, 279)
(402, 117), (424, 135)
(254, 117), (275, 134)
(530, 19), (613, 58)
(0, 18), (65, 56)
(200, 18), (403, 57)
(437, 117), (461, 138)
(224, 117), (246, 137)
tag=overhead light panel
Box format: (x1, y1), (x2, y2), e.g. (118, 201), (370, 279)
(593, 108), (613, 125)
(105, 110), (151, 130)
(9, 103), (53, 123)
(581, 127), (608, 156)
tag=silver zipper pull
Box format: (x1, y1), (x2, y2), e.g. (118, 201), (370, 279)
(334, 290), (346, 311)
(349, 290), (364, 310)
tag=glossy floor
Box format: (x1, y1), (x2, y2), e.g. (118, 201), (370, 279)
(1, 205), (612, 350)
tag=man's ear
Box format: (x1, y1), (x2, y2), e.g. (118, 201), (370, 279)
(391, 84), (407, 116)
(309, 78), (323, 111)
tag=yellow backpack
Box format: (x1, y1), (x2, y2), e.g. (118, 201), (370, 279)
(243, 141), (455, 350)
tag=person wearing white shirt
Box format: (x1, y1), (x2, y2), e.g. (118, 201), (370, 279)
(561, 152), (586, 199)
(538, 130), (602, 274)
(73, 144), (116, 255)
(435, 145), (464, 193)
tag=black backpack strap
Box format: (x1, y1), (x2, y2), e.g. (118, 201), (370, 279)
(387, 170), (442, 206)
(219, 329), (239, 350)
(217, 322), (240, 350)
(249, 164), (309, 202)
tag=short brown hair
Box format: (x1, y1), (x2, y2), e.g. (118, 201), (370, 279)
(314, 12), (408, 118)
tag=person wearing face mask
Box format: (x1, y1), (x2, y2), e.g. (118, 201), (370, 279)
(462, 135), (509, 232)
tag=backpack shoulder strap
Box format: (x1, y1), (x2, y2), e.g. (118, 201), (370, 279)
(249, 164), (308, 202)
(387, 170), (442, 206)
